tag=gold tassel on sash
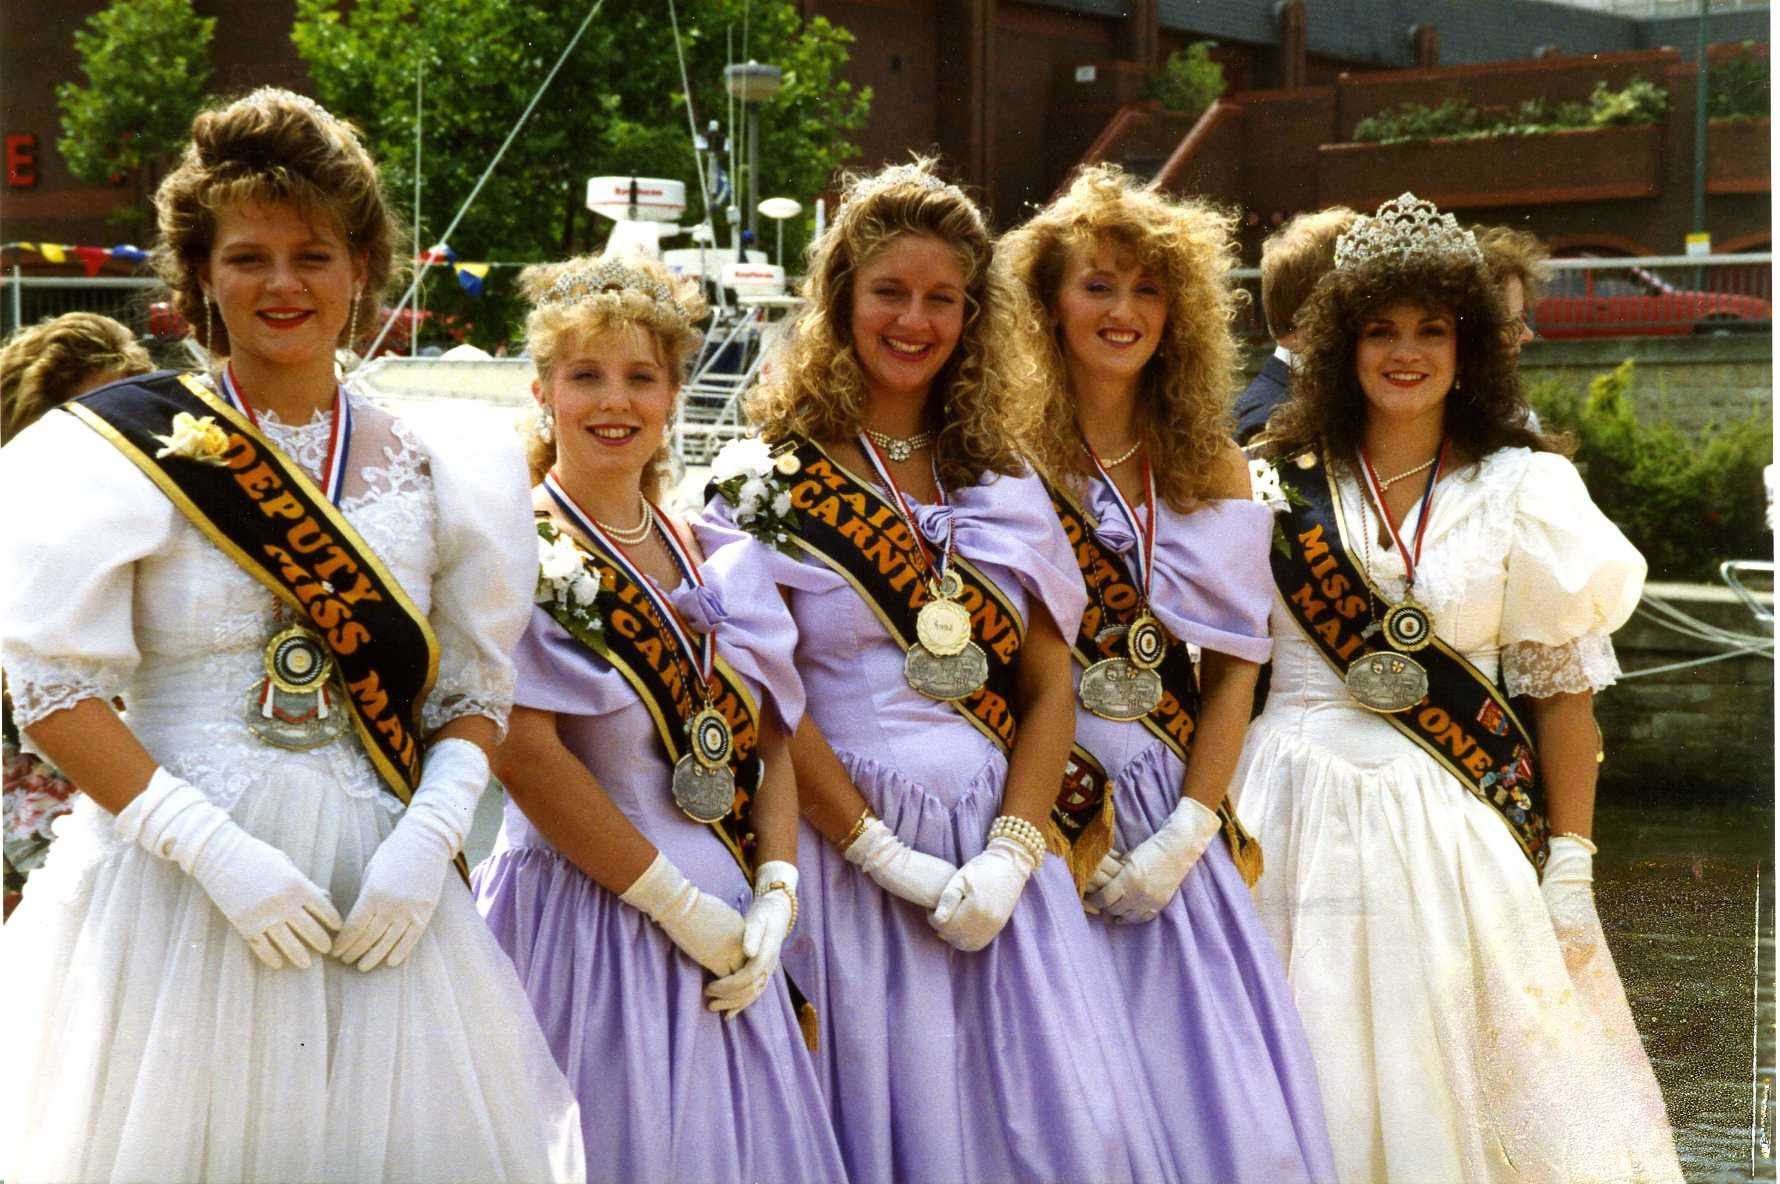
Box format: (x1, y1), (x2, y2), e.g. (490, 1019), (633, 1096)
(1048, 793), (1117, 896)
(1216, 799), (1264, 887)
(797, 1001), (821, 1054)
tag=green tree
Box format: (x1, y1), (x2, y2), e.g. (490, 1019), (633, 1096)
(292, 0), (870, 346)
(1150, 42), (1224, 117)
(56, 0), (216, 229)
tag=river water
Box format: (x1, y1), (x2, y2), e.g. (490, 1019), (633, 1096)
(1596, 789), (1776, 1183)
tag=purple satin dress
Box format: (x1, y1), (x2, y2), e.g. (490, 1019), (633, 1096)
(1072, 478), (1337, 1182)
(713, 463), (1174, 1184)
(472, 520), (848, 1184)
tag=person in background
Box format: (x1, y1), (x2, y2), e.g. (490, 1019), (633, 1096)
(1234, 207), (1356, 446)
(1, 311), (155, 917)
(1, 311), (152, 440)
(1475, 224), (1548, 361)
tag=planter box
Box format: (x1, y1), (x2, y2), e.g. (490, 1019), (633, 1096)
(1316, 124), (1663, 211)
(1707, 117), (1770, 194)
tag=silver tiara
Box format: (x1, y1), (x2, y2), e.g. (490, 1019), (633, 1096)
(1334, 193), (1482, 271)
(840, 163), (971, 214)
(541, 257), (690, 324)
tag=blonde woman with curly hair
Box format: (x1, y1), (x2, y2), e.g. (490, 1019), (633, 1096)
(471, 253), (846, 1183)
(718, 159), (1170, 1183)
(0, 88), (582, 1182)
(0, 312), (153, 441)
(999, 165), (1337, 1181)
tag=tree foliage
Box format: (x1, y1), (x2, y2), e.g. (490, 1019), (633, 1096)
(1149, 42), (1225, 117)
(292, 0), (870, 345)
(55, 0), (216, 227)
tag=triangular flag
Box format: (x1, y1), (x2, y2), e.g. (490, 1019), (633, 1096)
(109, 244), (148, 264)
(454, 261), (490, 297)
(419, 242), (456, 265)
(74, 246), (109, 276)
(37, 243), (66, 263)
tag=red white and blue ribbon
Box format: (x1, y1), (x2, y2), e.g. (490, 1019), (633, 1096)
(857, 432), (953, 583)
(1081, 439), (1156, 605)
(543, 471), (715, 688)
(1357, 440), (1448, 591)
(221, 365), (351, 505)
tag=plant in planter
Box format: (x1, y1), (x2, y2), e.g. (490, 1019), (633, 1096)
(1353, 78), (1668, 145)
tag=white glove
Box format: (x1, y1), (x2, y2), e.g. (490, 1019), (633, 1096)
(1089, 796), (1221, 924)
(928, 836), (1039, 951)
(116, 768), (341, 970)
(844, 816), (958, 910)
(1541, 835), (1606, 977)
(621, 851), (747, 977)
(706, 860), (797, 1018)
(333, 738), (485, 972)
(1080, 851), (1125, 915)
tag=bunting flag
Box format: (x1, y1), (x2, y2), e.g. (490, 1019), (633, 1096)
(453, 261), (490, 297)
(418, 242), (456, 266)
(109, 244), (149, 264)
(35, 243), (66, 264)
(3, 241), (149, 270)
(73, 246), (110, 277)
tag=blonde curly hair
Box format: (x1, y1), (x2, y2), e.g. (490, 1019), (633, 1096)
(998, 164), (1243, 513)
(518, 253), (707, 490)
(744, 158), (1032, 488)
(2, 312), (154, 442)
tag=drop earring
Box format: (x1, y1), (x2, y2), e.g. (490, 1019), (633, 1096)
(203, 292), (217, 352)
(534, 407), (555, 443)
(347, 289), (361, 351)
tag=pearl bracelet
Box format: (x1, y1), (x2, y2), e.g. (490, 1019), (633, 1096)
(988, 815), (1047, 866)
(761, 879), (799, 932)
(1552, 831), (1599, 856)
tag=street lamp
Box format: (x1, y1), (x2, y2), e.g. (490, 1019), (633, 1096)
(757, 197), (802, 268)
(723, 61), (782, 245)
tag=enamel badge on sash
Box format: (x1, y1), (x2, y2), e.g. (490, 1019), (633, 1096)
(1076, 444), (1166, 722)
(228, 368), (355, 751)
(1346, 443), (1445, 714)
(860, 434), (990, 702)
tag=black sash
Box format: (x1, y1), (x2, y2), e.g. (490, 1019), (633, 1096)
(534, 517), (764, 876)
(67, 372), (439, 808)
(1272, 449), (1550, 870)
(1046, 477), (1264, 887)
(772, 436), (1026, 754)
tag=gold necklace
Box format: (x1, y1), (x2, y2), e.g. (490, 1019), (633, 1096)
(595, 496), (655, 546)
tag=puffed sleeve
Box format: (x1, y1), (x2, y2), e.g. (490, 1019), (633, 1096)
(948, 466), (1089, 642)
(1, 409), (180, 729)
(402, 411), (535, 737)
(689, 515), (805, 733)
(1498, 452), (1646, 697)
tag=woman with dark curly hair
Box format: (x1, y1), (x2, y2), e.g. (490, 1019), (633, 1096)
(0, 88), (582, 1181)
(1234, 194), (1682, 1182)
(719, 159), (1170, 1183)
(999, 164), (1336, 1181)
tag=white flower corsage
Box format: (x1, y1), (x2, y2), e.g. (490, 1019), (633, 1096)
(710, 435), (801, 555)
(535, 520), (606, 653)
(152, 411), (231, 466)
(1248, 455), (1306, 556)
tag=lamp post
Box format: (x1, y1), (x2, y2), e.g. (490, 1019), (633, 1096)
(723, 62), (782, 248)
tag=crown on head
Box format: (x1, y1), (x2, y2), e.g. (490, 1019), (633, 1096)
(541, 255), (692, 327)
(1334, 193), (1482, 272)
(840, 162), (969, 214)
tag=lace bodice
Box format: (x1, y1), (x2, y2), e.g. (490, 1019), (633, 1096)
(3, 384), (537, 814)
(1263, 448), (1643, 735)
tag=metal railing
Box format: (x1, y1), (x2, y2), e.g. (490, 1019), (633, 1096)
(1, 272), (161, 337)
(1230, 252), (1772, 340)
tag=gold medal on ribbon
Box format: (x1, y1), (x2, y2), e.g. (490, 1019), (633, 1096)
(246, 624), (348, 750)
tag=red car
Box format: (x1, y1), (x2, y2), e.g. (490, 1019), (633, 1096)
(1534, 263), (1770, 338)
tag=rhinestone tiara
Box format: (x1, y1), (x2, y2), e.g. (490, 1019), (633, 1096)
(839, 162), (971, 214)
(1334, 193), (1482, 272)
(540, 256), (692, 326)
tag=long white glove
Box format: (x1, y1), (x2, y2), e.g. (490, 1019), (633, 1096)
(706, 860), (797, 1017)
(844, 816), (958, 910)
(333, 738), (485, 972)
(621, 851), (747, 977)
(1080, 851), (1125, 915)
(1089, 796), (1221, 924)
(928, 836), (1039, 951)
(1541, 835), (1607, 977)
(115, 768), (341, 969)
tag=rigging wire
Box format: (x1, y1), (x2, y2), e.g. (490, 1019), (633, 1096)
(667, 0), (715, 230)
(361, 0), (608, 360)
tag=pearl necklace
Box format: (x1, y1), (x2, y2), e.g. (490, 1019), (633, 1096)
(1376, 455), (1438, 491)
(595, 496), (655, 546)
(1084, 438), (1143, 469)
(864, 428), (933, 463)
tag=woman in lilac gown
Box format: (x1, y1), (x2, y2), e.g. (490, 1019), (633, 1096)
(998, 165), (1337, 1182)
(472, 254), (846, 1184)
(713, 161), (1172, 1184)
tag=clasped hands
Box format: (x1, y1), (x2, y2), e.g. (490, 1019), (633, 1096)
(621, 853), (797, 1018)
(116, 738), (489, 973)
(843, 815), (1043, 952)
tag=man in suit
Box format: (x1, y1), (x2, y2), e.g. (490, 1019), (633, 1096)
(1234, 207), (1356, 445)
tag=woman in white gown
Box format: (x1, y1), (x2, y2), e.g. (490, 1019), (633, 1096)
(0, 89), (583, 1182)
(1234, 194), (1683, 1183)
